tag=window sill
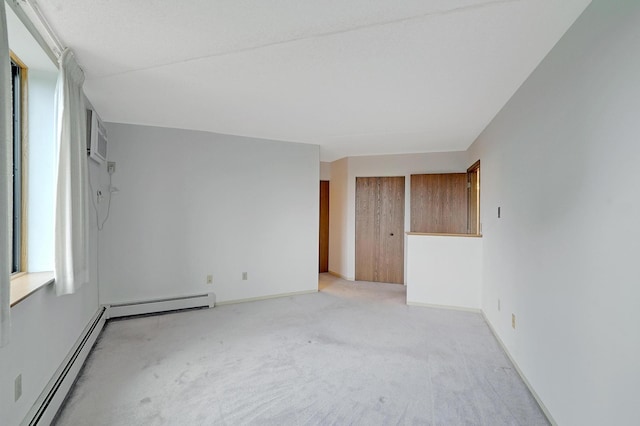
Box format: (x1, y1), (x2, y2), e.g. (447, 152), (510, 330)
(10, 271), (54, 307)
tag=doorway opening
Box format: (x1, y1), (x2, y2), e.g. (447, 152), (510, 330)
(319, 181), (329, 273)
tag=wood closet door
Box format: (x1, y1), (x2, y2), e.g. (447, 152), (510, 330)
(355, 177), (405, 284)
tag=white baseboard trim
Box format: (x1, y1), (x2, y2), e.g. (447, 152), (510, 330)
(216, 289), (318, 306)
(407, 301), (481, 313)
(327, 270), (354, 281)
(106, 293), (215, 319)
(21, 306), (107, 426)
(481, 311), (557, 426)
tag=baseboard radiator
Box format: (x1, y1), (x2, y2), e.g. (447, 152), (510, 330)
(106, 293), (216, 319)
(22, 306), (107, 426)
(20, 294), (214, 425)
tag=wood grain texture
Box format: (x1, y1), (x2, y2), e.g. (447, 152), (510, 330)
(467, 161), (480, 235)
(319, 181), (329, 272)
(355, 176), (405, 284)
(355, 178), (377, 282)
(411, 173), (467, 234)
(20, 65), (29, 271)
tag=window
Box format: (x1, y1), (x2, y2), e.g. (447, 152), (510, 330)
(10, 53), (26, 274)
(7, 11), (59, 305)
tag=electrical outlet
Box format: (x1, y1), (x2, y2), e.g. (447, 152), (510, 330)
(498, 299), (501, 311)
(206, 274), (213, 284)
(242, 272), (248, 280)
(107, 161), (116, 175)
(512, 314), (516, 329)
(15, 374), (22, 402)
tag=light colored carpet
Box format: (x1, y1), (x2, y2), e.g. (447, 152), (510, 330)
(54, 274), (548, 425)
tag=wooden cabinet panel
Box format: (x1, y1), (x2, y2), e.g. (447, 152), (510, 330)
(411, 173), (467, 234)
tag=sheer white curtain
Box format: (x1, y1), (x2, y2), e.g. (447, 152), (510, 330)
(54, 48), (89, 296)
(0, 0), (12, 347)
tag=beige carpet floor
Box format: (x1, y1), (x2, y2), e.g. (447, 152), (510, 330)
(54, 274), (548, 425)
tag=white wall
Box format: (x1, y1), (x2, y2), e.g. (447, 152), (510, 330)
(320, 161), (331, 181)
(329, 152), (470, 280)
(99, 124), (319, 304)
(467, 0), (640, 424)
(406, 235), (482, 310)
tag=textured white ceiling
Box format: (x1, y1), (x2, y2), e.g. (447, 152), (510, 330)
(37, 0), (591, 161)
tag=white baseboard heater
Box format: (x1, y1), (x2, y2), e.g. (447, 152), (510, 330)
(106, 293), (216, 319)
(22, 306), (107, 426)
(20, 294), (214, 425)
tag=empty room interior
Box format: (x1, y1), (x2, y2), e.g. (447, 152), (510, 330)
(1, 0), (639, 425)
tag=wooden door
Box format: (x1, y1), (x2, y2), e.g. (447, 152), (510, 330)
(410, 173), (468, 234)
(355, 177), (405, 284)
(319, 181), (329, 272)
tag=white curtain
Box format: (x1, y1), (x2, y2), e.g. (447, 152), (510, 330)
(54, 48), (89, 296)
(0, 0), (12, 346)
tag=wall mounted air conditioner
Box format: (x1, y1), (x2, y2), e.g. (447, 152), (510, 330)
(87, 109), (107, 163)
